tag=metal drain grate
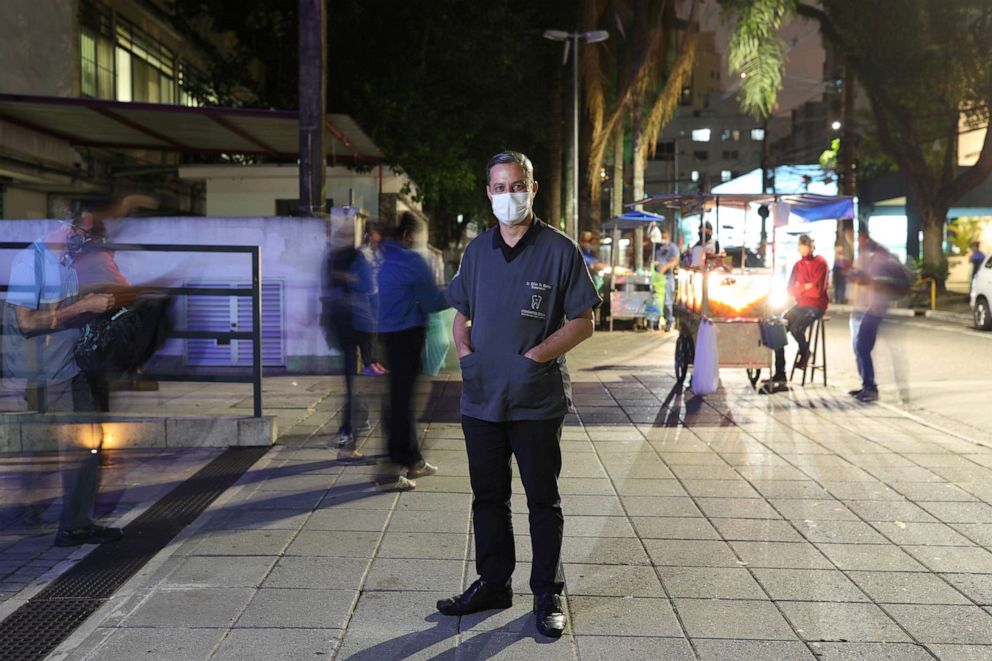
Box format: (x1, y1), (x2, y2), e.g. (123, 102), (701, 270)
(0, 446), (267, 660)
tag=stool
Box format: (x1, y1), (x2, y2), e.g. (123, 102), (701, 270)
(790, 315), (828, 386)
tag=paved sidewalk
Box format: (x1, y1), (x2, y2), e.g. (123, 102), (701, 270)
(10, 332), (992, 660)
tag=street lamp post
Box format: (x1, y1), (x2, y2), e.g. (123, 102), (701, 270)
(543, 29), (609, 242)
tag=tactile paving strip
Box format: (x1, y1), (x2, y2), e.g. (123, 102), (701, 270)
(0, 446), (267, 660)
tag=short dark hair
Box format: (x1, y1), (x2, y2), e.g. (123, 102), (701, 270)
(485, 151), (534, 185)
(798, 234), (813, 247)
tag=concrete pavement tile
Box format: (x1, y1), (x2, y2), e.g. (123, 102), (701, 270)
(387, 509), (470, 534)
(751, 568), (869, 602)
(568, 595), (681, 636)
(619, 496), (702, 517)
(346, 591), (458, 635)
(806, 641), (933, 660)
(557, 478), (617, 496)
(457, 599), (541, 633)
(658, 566), (765, 599)
(926, 644), (992, 661)
(560, 495), (625, 516)
(769, 498), (860, 521)
(890, 482), (979, 501)
(304, 508), (390, 532)
(82, 627), (224, 661)
(377, 532), (467, 560)
(696, 497), (782, 519)
(318, 487), (398, 510)
(846, 500), (938, 523)
(234, 588), (355, 629)
(847, 571), (970, 605)
(778, 601), (909, 643)
(729, 541), (832, 569)
(951, 523), (992, 547)
(204, 509), (309, 532)
(916, 501), (992, 523)
(630, 516), (720, 540)
(121, 587), (253, 628)
(255, 473), (337, 492)
(613, 478), (687, 497)
(161, 555), (276, 588)
(395, 491), (471, 512)
(563, 515), (637, 538)
(576, 636), (693, 660)
(693, 639), (815, 660)
(563, 563), (664, 597)
(675, 598), (796, 640)
(870, 521), (975, 546)
(643, 539), (740, 567)
(736, 465), (811, 481)
(456, 632), (578, 659)
(718, 452), (791, 468)
(902, 545), (992, 573)
(658, 452), (728, 466)
(334, 618), (458, 661)
(815, 544), (926, 571)
(884, 604), (992, 644)
(941, 573), (992, 605)
(669, 464), (743, 480)
(603, 462), (676, 480)
(796, 520), (890, 544)
(679, 479), (762, 499)
(263, 556), (371, 590)
(364, 558), (464, 592)
(710, 518), (805, 542)
(186, 529), (296, 556)
(867, 468), (947, 484)
(561, 536), (650, 565)
(819, 481), (905, 501)
(211, 628), (340, 660)
(228, 490), (325, 511)
(285, 530), (381, 558)
(409, 476), (472, 493)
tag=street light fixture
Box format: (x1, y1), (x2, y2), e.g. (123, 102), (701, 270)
(543, 29), (609, 241)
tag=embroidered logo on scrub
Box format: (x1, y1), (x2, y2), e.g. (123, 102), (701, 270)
(522, 282), (550, 320)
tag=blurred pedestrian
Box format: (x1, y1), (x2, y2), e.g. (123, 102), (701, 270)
(1, 216), (122, 546)
(357, 222), (387, 376)
(970, 241), (986, 281)
(759, 235), (828, 394)
(356, 213), (448, 491)
(848, 225), (912, 403)
(320, 219), (371, 460)
(653, 227), (679, 332)
(437, 151), (601, 639)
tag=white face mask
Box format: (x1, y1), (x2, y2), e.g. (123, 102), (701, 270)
(491, 191), (531, 226)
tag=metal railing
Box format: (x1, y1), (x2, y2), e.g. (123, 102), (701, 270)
(0, 241), (264, 417)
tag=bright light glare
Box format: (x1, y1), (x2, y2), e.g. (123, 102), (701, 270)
(831, 120), (842, 130)
(769, 278), (789, 309)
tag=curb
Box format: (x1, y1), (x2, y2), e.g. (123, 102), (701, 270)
(827, 304), (916, 318)
(924, 309), (973, 325)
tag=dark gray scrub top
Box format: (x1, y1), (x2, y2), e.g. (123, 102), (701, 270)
(445, 219), (602, 422)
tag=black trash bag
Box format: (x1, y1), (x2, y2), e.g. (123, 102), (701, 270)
(759, 320), (789, 349)
(75, 295), (173, 376)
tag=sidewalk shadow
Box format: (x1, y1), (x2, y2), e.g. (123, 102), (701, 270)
(340, 612), (543, 660)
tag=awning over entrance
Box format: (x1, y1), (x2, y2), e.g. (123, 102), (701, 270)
(0, 94), (384, 164)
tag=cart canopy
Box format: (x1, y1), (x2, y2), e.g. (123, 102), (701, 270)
(600, 210), (667, 232)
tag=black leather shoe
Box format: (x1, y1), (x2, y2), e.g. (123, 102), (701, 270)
(54, 524), (123, 547)
(534, 593), (566, 638)
(436, 579), (512, 616)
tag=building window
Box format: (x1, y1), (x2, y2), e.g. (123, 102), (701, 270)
(79, 1), (114, 99)
(115, 19), (176, 104)
(721, 129), (741, 142)
(655, 141), (675, 161)
(721, 150), (739, 160)
(691, 128), (711, 142)
(751, 128), (766, 141)
(693, 150), (709, 161)
(721, 170), (733, 182)
(690, 170), (700, 182)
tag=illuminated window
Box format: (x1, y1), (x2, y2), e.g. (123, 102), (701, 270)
(691, 128), (711, 142)
(751, 128), (766, 141)
(79, 2), (114, 99)
(691, 170), (700, 182)
(721, 170), (733, 182)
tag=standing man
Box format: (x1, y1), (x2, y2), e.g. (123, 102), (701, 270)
(759, 235), (829, 394)
(437, 151), (601, 639)
(653, 227), (679, 332)
(2, 217), (121, 546)
(970, 241), (986, 281)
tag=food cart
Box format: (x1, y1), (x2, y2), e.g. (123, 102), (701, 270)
(599, 210), (669, 330)
(635, 193), (855, 387)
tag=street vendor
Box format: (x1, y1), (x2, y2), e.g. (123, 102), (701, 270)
(690, 221), (722, 268)
(759, 234), (828, 394)
(651, 227), (679, 332)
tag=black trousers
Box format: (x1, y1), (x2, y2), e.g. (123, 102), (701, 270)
(381, 326), (426, 469)
(462, 415), (565, 596)
(326, 312), (368, 438)
(773, 305), (822, 377)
